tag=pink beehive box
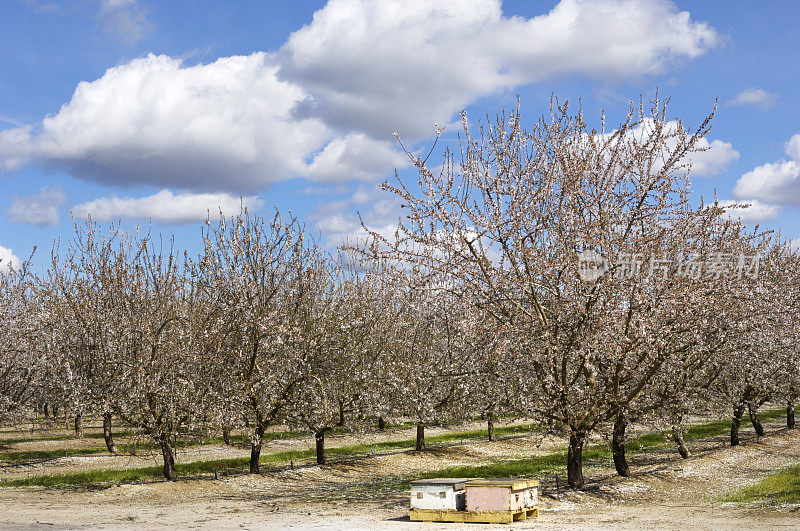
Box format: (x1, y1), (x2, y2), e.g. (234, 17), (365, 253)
(464, 478), (539, 512)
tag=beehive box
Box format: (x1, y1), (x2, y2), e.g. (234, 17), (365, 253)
(409, 478), (471, 510)
(464, 478), (539, 512)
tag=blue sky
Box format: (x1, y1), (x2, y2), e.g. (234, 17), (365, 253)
(1, 0), (799, 270)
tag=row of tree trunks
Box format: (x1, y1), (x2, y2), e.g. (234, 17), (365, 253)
(561, 399), (798, 488)
(731, 401), (765, 447)
(35, 403), (61, 420)
(58, 400), (800, 485)
(242, 399), (799, 484)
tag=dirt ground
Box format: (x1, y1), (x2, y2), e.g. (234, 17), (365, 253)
(1, 427), (798, 529)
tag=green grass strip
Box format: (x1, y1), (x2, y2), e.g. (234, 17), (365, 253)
(0, 447), (109, 462)
(720, 463), (800, 505)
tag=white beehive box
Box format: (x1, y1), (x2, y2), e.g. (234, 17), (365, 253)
(409, 478), (471, 511)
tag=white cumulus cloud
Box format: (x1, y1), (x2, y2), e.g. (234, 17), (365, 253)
(313, 184), (401, 247)
(0, 53), (331, 193)
(71, 189), (263, 225)
(1, 0), (718, 194)
(727, 88), (778, 110)
(684, 137), (739, 178)
(0, 245), (20, 273)
(6, 187), (66, 227)
(785, 133), (800, 161)
(733, 134), (800, 207)
(717, 199), (781, 224)
(306, 133), (408, 183)
(611, 118), (738, 178)
(280, 0), (717, 138)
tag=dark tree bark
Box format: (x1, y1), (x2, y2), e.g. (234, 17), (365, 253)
(567, 428), (586, 489)
(487, 411), (495, 442)
(249, 424), (265, 474)
(74, 412), (83, 438)
(102, 412), (117, 453)
(747, 402), (765, 436)
(159, 436), (177, 480)
(788, 401), (796, 429)
(337, 400), (345, 427)
(315, 429), (327, 465)
(378, 416), (386, 431)
(731, 403), (744, 447)
(672, 412), (690, 459)
(612, 412), (629, 477)
(222, 428), (232, 446)
(43, 403), (49, 420)
(52, 404), (59, 419)
(415, 422), (425, 451)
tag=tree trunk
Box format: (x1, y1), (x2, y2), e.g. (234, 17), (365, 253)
(567, 428), (586, 489)
(378, 416), (386, 431)
(102, 412), (117, 453)
(487, 413), (495, 442)
(222, 428), (232, 446)
(315, 429), (326, 465)
(612, 412), (629, 477)
(74, 412), (83, 438)
(159, 436), (177, 480)
(788, 401), (796, 429)
(415, 422), (425, 451)
(249, 425), (264, 474)
(671, 412), (690, 459)
(731, 403), (744, 447)
(52, 403), (59, 419)
(747, 402), (765, 436)
(43, 403), (50, 420)
(337, 400), (345, 427)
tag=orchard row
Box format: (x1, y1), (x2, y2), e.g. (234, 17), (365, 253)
(1, 96), (797, 486)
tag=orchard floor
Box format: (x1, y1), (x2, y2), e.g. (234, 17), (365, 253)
(1, 427), (799, 529)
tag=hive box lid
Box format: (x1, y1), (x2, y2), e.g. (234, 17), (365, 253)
(464, 478), (539, 490)
(410, 478), (474, 490)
